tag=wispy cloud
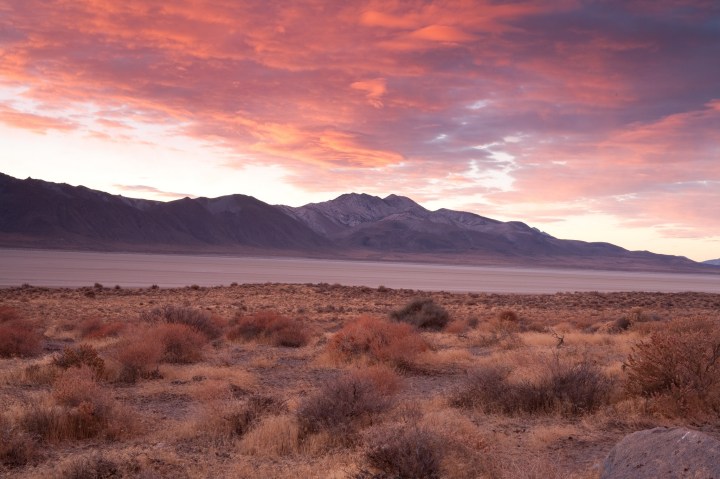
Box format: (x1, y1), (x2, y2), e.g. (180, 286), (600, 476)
(113, 184), (195, 200)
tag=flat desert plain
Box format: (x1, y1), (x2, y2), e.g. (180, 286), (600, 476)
(2, 282), (720, 478)
(2, 249), (719, 292)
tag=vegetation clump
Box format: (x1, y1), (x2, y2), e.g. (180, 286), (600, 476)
(365, 426), (442, 479)
(390, 298), (450, 330)
(228, 311), (309, 347)
(22, 366), (130, 442)
(0, 415), (37, 468)
(141, 305), (223, 340)
(297, 369), (398, 443)
(53, 344), (105, 379)
(0, 306), (42, 358)
(452, 357), (612, 416)
(328, 316), (427, 369)
(624, 318), (720, 416)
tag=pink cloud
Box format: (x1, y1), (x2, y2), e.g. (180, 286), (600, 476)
(0, 105), (76, 132)
(351, 78), (387, 108)
(0, 0), (718, 241)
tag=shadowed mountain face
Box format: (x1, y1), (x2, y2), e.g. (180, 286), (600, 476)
(0, 173), (708, 271)
(0, 173), (330, 251)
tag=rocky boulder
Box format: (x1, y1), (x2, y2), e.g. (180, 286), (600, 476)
(601, 427), (720, 479)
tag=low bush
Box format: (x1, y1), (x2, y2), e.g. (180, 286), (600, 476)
(114, 333), (164, 383)
(141, 305), (223, 340)
(496, 309), (519, 323)
(62, 454), (121, 479)
(0, 305), (21, 323)
(228, 311), (309, 347)
(114, 322), (207, 381)
(53, 344), (105, 379)
(451, 357), (611, 416)
(23, 366), (127, 442)
(390, 298), (450, 330)
(297, 369), (396, 442)
(0, 308), (42, 358)
(365, 426), (442, 479)
(78, 317), (125, 339)
(225, 395), (288, 438)
(195, 394), (287, 447)
(328, 316), (428, 369)
(152, 323), (207, 364)
(624, 319), (720, 416)
(21, 363), (58, 386)
(62, 453), (144, 479)
(0, 414), (37, 468)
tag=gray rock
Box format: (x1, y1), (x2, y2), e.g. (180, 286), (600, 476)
(601, 427), (720, 479)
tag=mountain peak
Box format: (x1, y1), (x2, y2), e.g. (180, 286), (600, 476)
(383, 194), (422, 210)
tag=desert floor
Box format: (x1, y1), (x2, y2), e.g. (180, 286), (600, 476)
(1, 283), (720, 478)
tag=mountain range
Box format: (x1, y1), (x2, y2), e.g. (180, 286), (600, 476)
(0, 172), (714, 273)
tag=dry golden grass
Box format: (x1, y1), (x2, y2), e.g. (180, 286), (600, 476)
(0, 284), (719, 478)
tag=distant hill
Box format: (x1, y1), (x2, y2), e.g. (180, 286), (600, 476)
(0, 172), (713, 273)
(704, 259), (720, 266)
(0, 172), (329, 253)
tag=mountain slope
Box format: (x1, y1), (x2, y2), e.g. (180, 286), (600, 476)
(0, 173), (710, 272)
(0, 173), (329, 251)
(285, 193), (701, 269)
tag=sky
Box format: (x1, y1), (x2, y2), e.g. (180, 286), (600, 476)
(1, 1), (719, 261)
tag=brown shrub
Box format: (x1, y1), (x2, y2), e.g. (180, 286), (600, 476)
(53, 344), (105, 379)
(114, 332), (164, 383)
(61, 453), (146, 479)
(297, 369), (396, 442)
(327, 316), (428, 369)
(194, 394), (287, 446)
(22, 363), (58, 386)
(151, 323), (207, 364)
(225, 395), (288, 438)
(545, 359), (613, 415)
(62, 454), (122, 479)
(228, 311), (309, 347)
(491, 310), (521, 334)
(624, 319), (720, 416)
(141, 305), (223, 340)
(0, 415), (37, 468)
(390, 298), (450, 330)
(353, 365), (403, 396)
(451, 358), (611, 416)
(365, 426), (442, 479)
(496, 310), (519, 323)
(78, 317), (125, 339)
(23, 367), (127, 442)
(444, 319), (469, 334)
(0, 309), (42, 358)
(0, 305), (21, 323)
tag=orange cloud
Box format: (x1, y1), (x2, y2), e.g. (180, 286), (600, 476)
(1, 0), (719, 245)
(410, 25), (476, 42)
(0, 105), (76, 132)
(351, 78), (387, 108)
